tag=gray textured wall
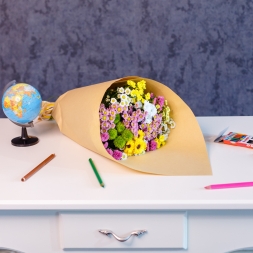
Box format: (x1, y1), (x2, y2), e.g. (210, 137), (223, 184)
(1, 0), (253, 118)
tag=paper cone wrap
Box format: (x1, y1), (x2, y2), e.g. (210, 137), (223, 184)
(52, 76), (212, 176)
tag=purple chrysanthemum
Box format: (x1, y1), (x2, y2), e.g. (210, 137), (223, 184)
(103, 142), (108, 149)
(112, 150), (123, 160)
(106, 148), (113, 156)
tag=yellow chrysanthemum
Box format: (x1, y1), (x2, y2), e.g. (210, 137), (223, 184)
(130, 89), (138, 97)
(127, 80), (136, 88)
(138, 88), (144, 96)
(124, 140), (135, 156)
(159, 135), (166, 146)
(136, 94), (142, 101)
(134, 138), (147, 155)
(134, 130), (145, 140)
(162, 106), (171, 123)
(145, 92), (150, 100)
(137, 80), (146, 90)
(155, 138), (161, 149)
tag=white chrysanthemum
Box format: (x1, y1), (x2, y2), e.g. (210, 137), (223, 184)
(162, 133), (168, 141)
(125, 88), (131, 95)
(111, 98), (117, 104)
(120, 94), (128, 101)
(143, 101), (157, 124)
(118, 87), (124, 93)
(161, 123), (168, 133)
(121, 153), (128, 160)
(169, 119), (176, 128)
(120, 101), (126, 107)
(144, 115), (152, 124)
(143, 100), (157, 116)
(144, 101), (157, 116)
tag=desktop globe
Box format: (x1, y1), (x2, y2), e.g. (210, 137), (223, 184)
(2, 82), (42, 124)
(2, 82), (42, 146)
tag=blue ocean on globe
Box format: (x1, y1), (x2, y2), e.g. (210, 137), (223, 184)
(2, 83), (42, 124)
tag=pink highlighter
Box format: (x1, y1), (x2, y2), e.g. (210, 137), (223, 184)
(205, 182), (253, 190)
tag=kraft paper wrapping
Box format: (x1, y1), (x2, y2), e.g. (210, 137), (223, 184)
(52, 76), (212, 176)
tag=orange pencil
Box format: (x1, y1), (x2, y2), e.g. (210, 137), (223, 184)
(21, 154), (56, 182)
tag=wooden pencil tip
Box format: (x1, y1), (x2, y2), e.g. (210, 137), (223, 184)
(101, 183), (105, 188)
(204, 186), (211, 189)
(21, 178), (25, 182)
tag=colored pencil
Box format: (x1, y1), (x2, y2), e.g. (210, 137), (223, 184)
(205, 182), (253, 190)
(88, 158), (104, 188)
(21, 154), (56, 182)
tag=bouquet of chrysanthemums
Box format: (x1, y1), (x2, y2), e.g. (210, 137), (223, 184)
(51, 76), (212, 176)
(99, 80), (175, 160)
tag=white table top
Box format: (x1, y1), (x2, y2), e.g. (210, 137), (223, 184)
(1, 117), (253, 210)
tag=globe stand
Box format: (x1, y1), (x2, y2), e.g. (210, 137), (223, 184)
(11, 121), (39, 147)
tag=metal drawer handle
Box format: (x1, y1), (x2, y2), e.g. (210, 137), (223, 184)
(0, 247), (24, 253)
(98, 229), (147, 242)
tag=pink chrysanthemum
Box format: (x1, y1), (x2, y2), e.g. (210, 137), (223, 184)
(123, 120), (130, 128)
(101, 121), (110, 130)
(157, 96), (165, 108)
(101, 132), (109, 142)
(149, 140), (157, 151)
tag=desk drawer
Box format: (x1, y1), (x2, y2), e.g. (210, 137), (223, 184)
(59, 211), (187, 250)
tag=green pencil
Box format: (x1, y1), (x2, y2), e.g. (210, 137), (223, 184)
(88, 158), (105, 188)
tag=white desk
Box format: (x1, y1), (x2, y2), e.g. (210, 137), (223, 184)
(0, 117), (253, 253)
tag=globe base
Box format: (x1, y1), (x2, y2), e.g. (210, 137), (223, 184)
(11, 136), (39, 147)
(11, 126), (39, 147)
